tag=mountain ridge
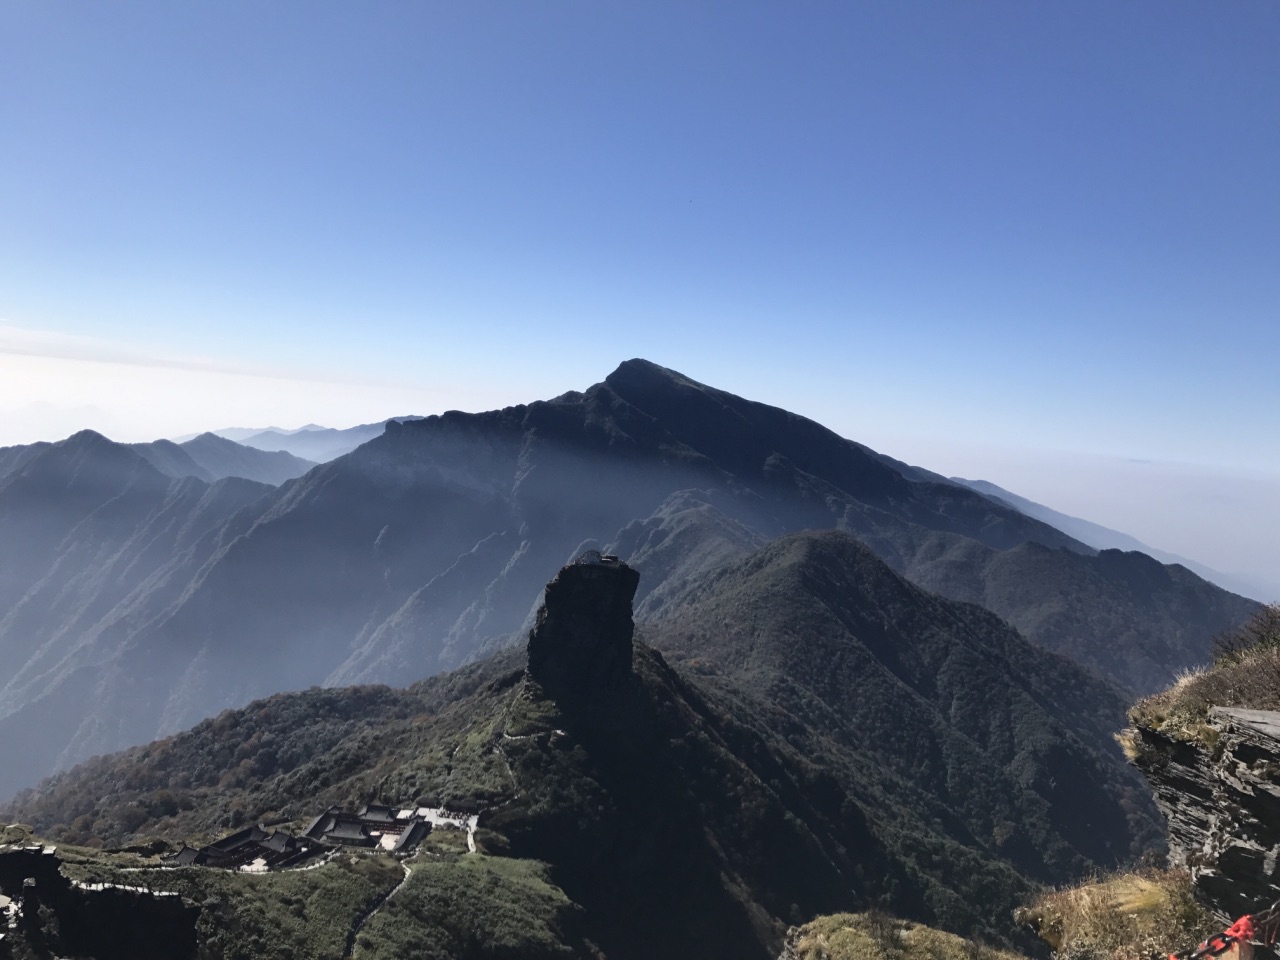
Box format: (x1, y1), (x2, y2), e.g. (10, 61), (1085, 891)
(954, 476), (1278, 603)
(0, 360), (1257, 799)
(1, 429), (317, 486)
(233, 416), (425, 462)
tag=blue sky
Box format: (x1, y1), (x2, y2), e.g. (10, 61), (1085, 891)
(1, 2), (1278, 588)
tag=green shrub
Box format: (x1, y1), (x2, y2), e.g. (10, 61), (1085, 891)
(354, 855), (585, 959)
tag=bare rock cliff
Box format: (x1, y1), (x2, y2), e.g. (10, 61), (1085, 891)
(1130, 708), (1280, 920)
(525, 554), (640, 708)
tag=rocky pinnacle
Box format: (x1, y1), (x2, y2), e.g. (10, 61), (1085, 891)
(525, 556), (641, 708)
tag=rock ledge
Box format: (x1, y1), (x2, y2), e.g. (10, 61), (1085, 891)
(1131, 707), (1280, 919)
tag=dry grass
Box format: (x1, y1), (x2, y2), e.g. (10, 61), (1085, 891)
(1130, 648), (1280, 746)
(1128, 606), (1280, 747)
(1017, 870), (1215, 960)
(789, 911), (1026, 960)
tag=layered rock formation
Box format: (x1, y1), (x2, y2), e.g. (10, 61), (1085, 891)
(1128, 707), (1280, 920)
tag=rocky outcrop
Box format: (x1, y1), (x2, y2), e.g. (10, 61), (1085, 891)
(0, 845), (198, 959)
(1129, 708), (1280, 920)
(494, 555), (884, 960)
(525, 554), (640, 708)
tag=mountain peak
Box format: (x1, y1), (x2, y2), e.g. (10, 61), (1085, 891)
(61, 428), (113, 446)
(756, 529), (895, 583)
(609, 357), (675, 376)
(182, 432), (250, 454)
(526, 553), (640, 707)
(189, 431), (230, 444)
(605, 358), (703, 395)
(49, 429), (161, 476)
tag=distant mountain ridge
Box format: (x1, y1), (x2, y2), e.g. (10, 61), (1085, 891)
(954, 477), (1278, 603)
(0, 360), (1257, 800)
(0, 439), (51, 481)
(0, 432), (316, 486)
(171, 424), (326, 443)
(0, 430), (275, 793)
(230, 417), (424, 462)
(168, 432), (316, 485)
